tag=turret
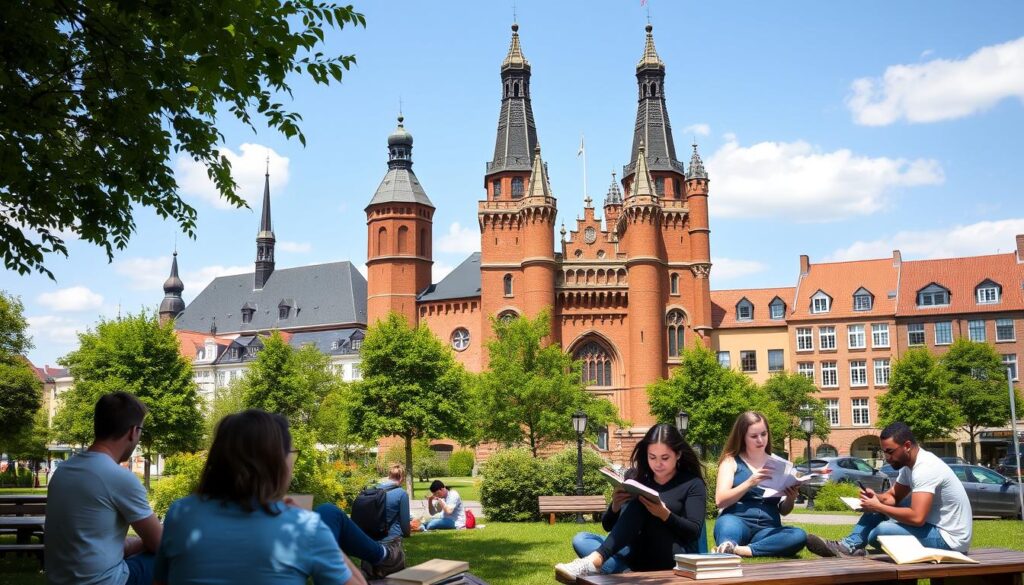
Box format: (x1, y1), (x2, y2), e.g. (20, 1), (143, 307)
(603, 172), (623, 232)
(159, 252), (185, 324)
(520, 146), (558, 336)
(254, 165), (276, 289)
(685, 143), (712, 337)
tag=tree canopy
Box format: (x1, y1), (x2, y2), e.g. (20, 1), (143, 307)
(941, 339), (1015, 463)
(877, 347), (960, 442)
(472, 310), (621, 457)
(761, 371), (830, 457)
(0, 291), (42, 454)
(1, 1), (365, 278)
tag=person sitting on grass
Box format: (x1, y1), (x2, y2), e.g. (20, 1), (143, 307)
(712, 411), (807, 558)
(554, 423), (707, 580)
(806, 422), (972, 558)
(422, 479), (465, 531)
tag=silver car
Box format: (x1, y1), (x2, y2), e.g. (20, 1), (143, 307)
(948, 464), (1022, 519)
(799, 456), (891, 499)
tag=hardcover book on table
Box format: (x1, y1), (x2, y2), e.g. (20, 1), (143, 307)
(877, 535), (977, 565)
(385, 559), (470, 585)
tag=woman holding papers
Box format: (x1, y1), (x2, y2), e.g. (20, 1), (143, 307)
(554, 424), (707, 580)
(713, 411), (807, 558)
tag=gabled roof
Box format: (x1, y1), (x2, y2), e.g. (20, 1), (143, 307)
(711, 287), (794, 329)
(418, 253), (482, 303)
(896, 252), (1024, 316)
(174, 329), (232, 362)
(289, 328), (364, 356)
(174, 261), (367, 334)
(790, 257), (899, 321)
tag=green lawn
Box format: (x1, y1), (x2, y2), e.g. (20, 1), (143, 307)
(411, 476), (480, 501)
(0, 488), (47, 495)
(4, 518), (1023, 585)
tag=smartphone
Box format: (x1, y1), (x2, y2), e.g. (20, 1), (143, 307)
(856, 480), (867, 492)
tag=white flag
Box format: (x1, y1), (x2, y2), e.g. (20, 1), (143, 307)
(577, 135), (585, 157)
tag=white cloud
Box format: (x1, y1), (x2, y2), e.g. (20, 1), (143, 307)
(707, 136), (944, 220)
(37, 286), (104, 312)
(436, 222), (479, 254)
(278, 241), (312, 253)
(432, 262), (456, 283)
(114, 256), (248, 294)
(682, 123), (711, 137)
(848, 36), (1024, 126)
(27, 315), (86, 346)
(826, 218), (1024, 261)
(711, 257), (769, 281)
(175, 143), (290, 209)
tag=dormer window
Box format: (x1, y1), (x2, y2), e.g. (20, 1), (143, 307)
(976, 280), (1001, 304)
(330, 340), (340, 350)
(230, 347), (240, 359)
(278, 299), (293, 320)
(736, 298), (754, 321)
(853, 288), (874, 312)
(769, 297), (785, 320)
(917, 284), (950, 307)
(196, 348), (205, 360)
(241, 307), (254, 324)
(811, 291), (832, 314)
(351, 339), (362, 351)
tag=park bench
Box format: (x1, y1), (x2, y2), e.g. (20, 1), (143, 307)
(564, 547), (1024, 585)
(539, 496), (607, 525)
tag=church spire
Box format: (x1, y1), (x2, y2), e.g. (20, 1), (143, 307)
(604, 171), (623, 206)
(255, 160), (276, 289)
(486, 23), (539, 179)
(687, 142), (708, 180)
(627, 142), (658, 203)
(159, 251), (185, 324)
(624, 24), (682, 186)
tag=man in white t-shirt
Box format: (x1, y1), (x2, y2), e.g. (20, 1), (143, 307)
(422, 480), (465, 530)
(808, 422), (972, 557)
(45, 392), (163, 585)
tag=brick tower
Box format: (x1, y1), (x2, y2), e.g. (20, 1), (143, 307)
(684, 144), (713, 338)
(366, 115), (434, 325)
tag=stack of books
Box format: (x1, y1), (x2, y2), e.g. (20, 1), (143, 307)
(385, 559), (470, 585)
(672, 553), (742, 580)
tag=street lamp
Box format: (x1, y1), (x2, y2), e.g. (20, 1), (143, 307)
(1007, 367), (1023, 520)
(801, 414), (815, 510)
(676, 411), (690, 437)
(572, 411), (588, 523)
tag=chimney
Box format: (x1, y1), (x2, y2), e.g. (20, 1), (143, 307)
(799, 254), (810, 276)
(1016, 234), (1023, 263)
(893, 249), (902, 267)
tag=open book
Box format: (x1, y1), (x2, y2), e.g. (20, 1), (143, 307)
(877, 535), (977, 565)
(758, 454), (818, 498)
(386, 559), (470, 585)
(839, 496), (863, 511)
(599, 467), (661, 502)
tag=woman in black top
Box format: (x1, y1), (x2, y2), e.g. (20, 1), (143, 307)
(555, 424), (707, 580)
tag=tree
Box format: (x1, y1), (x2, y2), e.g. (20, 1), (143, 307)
(0, 291), (32, 356)
(648, 344), (787, 455)
(941, 339), (1014, 463)
(877, 348), (960, 443)
(59, 313), (203, 488)
(205, 378), (246, 446)
(0, 291), (42, 453)
(1, 1), (365, 278)
(761, 371), (830, 458)
(473, 310), (621, 457)
(348, 313), (471, 495)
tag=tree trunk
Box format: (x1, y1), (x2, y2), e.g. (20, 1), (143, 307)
(967, 427), (977, 464)
(529, 431), (537, 458)
(788, 435), (794, 462)
(404, 434), (413, 499)
(143, 453), (151, 491)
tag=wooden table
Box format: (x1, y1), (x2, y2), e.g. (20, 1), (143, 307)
(371, 572), (488, 584)
(887, 548), (1024, 585)
(0, 495), (47, 504)
(0, 515), (45, 545)
(576, 557), (901, 585)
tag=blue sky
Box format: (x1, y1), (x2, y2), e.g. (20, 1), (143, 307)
(6, 0), (1024, 367)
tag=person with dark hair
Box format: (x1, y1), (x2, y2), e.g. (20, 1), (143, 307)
(153, 410), (366, 585)
(420, 479), (465, 531)
(555, 424), (706, 580)
(807, 421), (973, 558)
(713, 411), (807, 557)
(46, 392), (162, 585)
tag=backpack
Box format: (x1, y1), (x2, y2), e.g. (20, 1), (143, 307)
(464, 508), (476, 529)
(351, 483), (401, 540)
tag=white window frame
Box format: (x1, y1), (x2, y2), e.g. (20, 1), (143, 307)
(1003, 354), (1018, 382)
(871, 323), (890, 348)
(768, 349), (785, 372)
(917, 284), (950, 307)
(798, 362), (815, 380)
(821, 361), (838, 388)
(847, 324), (866, 349)
(451, 328), (470, 351)
(874, 358), (890, 387)
(850, 360), (867, 387)
(908, 323), (925, 346)
(934, 321), (953, 346)
(852, 398), (870, 426)
(717, 351), (731, 368)
(769, 299), (785, 320)
(854, 292), (872, 312)
(976, 285), (1000, 304)
(996, 319), (1016, 342)
(811, 291), (831, 314)
(796, 327), (814, 351)
(819, 326), (836, 351)
(968, 320), (986, 342)
(825, 399), (840, 426)
(737, 300), (753, 321)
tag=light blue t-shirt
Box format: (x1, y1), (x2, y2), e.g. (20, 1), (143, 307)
(45, 451), (153, 585)
(442, 489), (466, 528)
(154, 495), (352, 585)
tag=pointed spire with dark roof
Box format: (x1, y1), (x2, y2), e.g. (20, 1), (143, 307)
(255, 160), (276, 289)
(526, 146), (552, 199)
(627, 142), (657, 201)
(486, 23), (539, 178)
(159, 251), (186, 322)
(604, 171), (623, 206)
(624, 24), (682, 184)
(686, 142), (708, 180)
(637, 23), (664, 70)
(367, 115), (434, 208)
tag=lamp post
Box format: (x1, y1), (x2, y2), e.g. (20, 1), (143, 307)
(676, 411), (690, 437)
(1007, 368), (1023, 520)
(801, 414), (816, 510)
(572, 411), (588, 523)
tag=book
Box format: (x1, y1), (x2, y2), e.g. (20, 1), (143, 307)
(285, 493), (313, 510)
(876, 535), (977, 565)
(385, 559), (470, 585)
(673, 567), (744, 580)
(758, 455), (819, 498)
(598, 467), (662, 502)
(674, 553), (742, 568)
(839, 496), (863, 511)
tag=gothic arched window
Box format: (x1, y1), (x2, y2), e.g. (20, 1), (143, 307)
(667, 310), (686, 358)
(377, 227), (388, 255)
(498, 310), (518, 323)
(503, 274), (513, 297)
(575, 341), (613, 387)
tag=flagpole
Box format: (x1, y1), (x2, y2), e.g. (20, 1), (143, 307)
(579, 134), (588, 204)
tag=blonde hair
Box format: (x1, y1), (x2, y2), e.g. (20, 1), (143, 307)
(388, 463), (405, 483)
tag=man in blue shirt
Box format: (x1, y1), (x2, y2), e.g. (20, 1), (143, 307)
(362, 464), (410, 578)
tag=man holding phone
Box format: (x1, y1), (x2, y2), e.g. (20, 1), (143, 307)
(807, 422), (972, 557)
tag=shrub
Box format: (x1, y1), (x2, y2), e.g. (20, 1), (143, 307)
(479, 448), (548, 522)
(812, 480), (862, 511)
(379, 440), (449, 481)
(448, 450), (475, 477)
(151, 452), (206, 517)
(541, 448), (610, 498)
(703, 459), (718, 519)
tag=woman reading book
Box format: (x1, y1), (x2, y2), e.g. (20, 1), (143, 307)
(713, 411), (807, 558)
(554, 424), (706, 580)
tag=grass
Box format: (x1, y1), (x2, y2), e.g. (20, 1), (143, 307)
(5, 517), (1023, 585)
(411, 476), (480, 501)
(0, 488), (47, 495)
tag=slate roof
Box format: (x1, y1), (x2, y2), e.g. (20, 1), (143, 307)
(174, 261), (367, 334)
(896, 253), (1024, 317)
(711, 287), (794, 329)
(289, 328), (365, 356)
(417, 253), (482, 302)
(366, 166), (433, 207)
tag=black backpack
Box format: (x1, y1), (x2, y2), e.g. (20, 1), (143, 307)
(351, 483), (402, 540)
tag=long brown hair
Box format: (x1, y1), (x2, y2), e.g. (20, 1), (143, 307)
(197, 409), (292, 514)
(630, 423), (703, 484)
(719, 411), (773, 463)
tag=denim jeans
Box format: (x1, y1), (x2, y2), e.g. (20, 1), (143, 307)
(125, 553), (155, 585)
(424, 517), (456, 531)
(842, 512), (951, 551)
(713, 511), (807, 557)
(316, 503), (387, 563)
(572, 532), (630, 574)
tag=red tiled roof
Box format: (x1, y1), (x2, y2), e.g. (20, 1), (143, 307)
(174, 329), (231, 361)
(790, 257), (899, 321)
(896, 253), (1024, 316)
(711, 287), (794, 328)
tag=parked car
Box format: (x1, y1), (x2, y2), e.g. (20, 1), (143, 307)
(879, 463), (899, 481)
(940, 456), (967, 465)
(948, 464), (1022, 519)
(799, 456), (891, 499)
(997, 455), (1022, 479)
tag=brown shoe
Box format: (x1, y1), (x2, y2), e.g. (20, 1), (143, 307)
(806, 534), (865, 558)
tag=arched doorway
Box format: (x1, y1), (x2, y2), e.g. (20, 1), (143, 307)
(851, 435), (881, 461)
(815, 444), (838, 458)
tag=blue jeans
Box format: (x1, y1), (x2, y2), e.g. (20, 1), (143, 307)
(841, 512), (951, 551)
(316, 503), (387, 563)
(424, 517), (456, 531)
(715, 499), (807, 558)
(572, 532), (630, 574)
(125, 553), (155, 585)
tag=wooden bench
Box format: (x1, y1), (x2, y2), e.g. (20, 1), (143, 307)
(539, 496), (607, 525)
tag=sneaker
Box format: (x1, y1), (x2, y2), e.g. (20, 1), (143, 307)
(555, 557), (598, 581)
(714, 541), (737, 554)
(805, 534), (866, 558)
